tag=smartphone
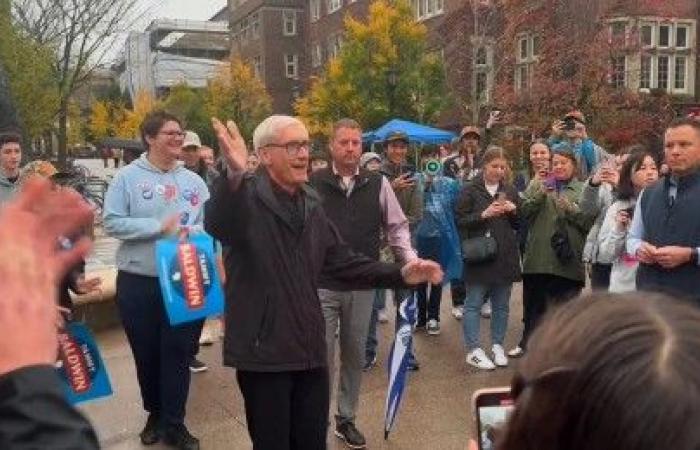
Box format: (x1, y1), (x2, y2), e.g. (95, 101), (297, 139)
(495, 192), (507, 202)
(562, 117), (577, 131)
(543, 175), (557, 191)
(473, 388), (515, 450)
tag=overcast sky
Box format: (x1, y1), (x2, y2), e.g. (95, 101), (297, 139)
(132, 0), (227, 23)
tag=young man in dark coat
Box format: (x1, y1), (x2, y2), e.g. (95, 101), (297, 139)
(205, 115), (443, 450)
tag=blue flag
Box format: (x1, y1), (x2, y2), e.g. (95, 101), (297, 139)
(384, 291), (417, 439)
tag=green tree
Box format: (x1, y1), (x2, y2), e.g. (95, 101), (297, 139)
(296, 0), (449, 134)
(0, 0), (58, 141)
(162, 84), (214, 146)
(204, 58), (272, 144)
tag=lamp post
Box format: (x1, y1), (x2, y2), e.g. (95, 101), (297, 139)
(386, 67), (398, 118)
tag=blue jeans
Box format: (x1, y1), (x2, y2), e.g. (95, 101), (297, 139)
(462, 283), (512, 350)
(364, 289), (386, 363)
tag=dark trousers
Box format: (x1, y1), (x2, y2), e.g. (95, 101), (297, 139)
(236, 368), (329, 450)
(519, 273), (583, 350)
(450, 278), (466, 307)
(417, 282), (442, 325)
(589, 263), (612, 291)
(116, 271), (203, 426)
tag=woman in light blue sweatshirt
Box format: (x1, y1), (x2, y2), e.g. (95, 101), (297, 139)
(103, 111), (209, 450)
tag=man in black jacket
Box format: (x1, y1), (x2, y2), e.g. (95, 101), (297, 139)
(0, 178), (99, 449)
(206, 115), (442, 450)
(310, 119), (417, 449)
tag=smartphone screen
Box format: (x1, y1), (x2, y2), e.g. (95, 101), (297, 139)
(474, 388), (514, 450)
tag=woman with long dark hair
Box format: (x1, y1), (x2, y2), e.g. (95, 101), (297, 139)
(597, 149), (659, 292)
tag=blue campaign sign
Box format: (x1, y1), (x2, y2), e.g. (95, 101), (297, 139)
(156, 232), (225, 325)
(56, 322), (113, 405)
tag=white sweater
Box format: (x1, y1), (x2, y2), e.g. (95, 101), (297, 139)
(597, 199), (638, 293)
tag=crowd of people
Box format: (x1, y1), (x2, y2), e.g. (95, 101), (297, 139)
(0, 108), (699, 450)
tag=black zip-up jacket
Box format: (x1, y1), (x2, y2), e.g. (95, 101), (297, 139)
(205, 170), (406, 372)
(0, 366), (99, 449)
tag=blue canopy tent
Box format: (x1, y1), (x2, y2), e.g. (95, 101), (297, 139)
(363, 119), (457, 145)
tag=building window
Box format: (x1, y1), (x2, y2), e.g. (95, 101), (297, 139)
(327, 34), (343, 59)
(251, 13), (260, 39)
(240, 18), (248, 40)
(532, 35), (541, 57)
(476, 71), (489, 102)
(611, 56), (626, 88)
(311, 44), (322, 68)
(674, 56), (687, 91)
(676, 25), (689, 48)
(658, 24), (671, 48)
(515, 65), (528, 92)
(640, 55), (652, 89)
(519, 37), (528, 61)
(285, 54), (298, 79)
(413, 0), (443, 20)
(610, 22), (626, 40)
(657, 55), (669, 89)
(640, 24), (653, 47)
(328, 0), (341, 14)
(283, 10), (296, 36)
(253, 55), (262, 78)
(310, 0), (320, 22)
(475, 47), (487, 66)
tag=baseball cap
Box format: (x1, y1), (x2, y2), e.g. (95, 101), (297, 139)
(459, 126), (481, 140)
(182, 131), (202, 149)
(384, 131), (409, 145)
(360, 152), (382, 168)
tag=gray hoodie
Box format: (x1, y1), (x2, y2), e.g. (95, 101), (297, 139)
(0, 173), (19, 207)
(103, 153), (210, 277)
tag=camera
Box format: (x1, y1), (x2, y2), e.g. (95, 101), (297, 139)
(423, 159), (442, 177)
(562, 117), (577, 131)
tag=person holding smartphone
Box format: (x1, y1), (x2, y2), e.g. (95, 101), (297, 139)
(598, 150), (659, 293)
(548, 110), (609, 180)
(516, 144), (595, 356)
(455, 147), (521, 370)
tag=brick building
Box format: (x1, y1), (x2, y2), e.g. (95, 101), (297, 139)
(229, 0), (306, 113)
(226, 0), (700, 121)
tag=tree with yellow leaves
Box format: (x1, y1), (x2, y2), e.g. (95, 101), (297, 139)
(296, 0), (449, 134)
(88, 100), (112, 142)
(204, 58), (272, 144)
(114, 91), (161, 139)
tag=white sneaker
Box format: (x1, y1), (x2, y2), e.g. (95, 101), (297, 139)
(466, 348), (496, 370)
(451, 306), (464, 320)
(481, 301), (492, 318)
(492, 344), (508, 367)
(426, 319), (440, 335)
(377, 309), (389, 323)
(508, 346), (525, 358)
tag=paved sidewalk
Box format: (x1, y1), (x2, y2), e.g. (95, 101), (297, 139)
(80, 289), (523, 450)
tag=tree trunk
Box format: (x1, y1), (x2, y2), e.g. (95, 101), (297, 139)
(57, 101), (68, 168)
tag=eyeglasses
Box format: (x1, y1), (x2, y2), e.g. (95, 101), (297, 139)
(263, 140), (311, 156)
(160, 130), (186, 138)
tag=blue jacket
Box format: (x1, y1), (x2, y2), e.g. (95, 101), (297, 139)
(103, 154), (209, 276)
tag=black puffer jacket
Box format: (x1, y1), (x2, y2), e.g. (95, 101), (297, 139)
(205, 170), (406, 372)
(454, 175), (522, 285)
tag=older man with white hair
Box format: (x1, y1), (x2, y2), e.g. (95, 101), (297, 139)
(205, 115), (443, 450)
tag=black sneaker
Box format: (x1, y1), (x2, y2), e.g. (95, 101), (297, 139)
(189, 358), (208, 373)
(335, 422), (367, 449)
(139, 413), (160, 446)
(363, 355), (377, 372)
(408, 359), (420, 371)
(162, 424), (200, 450)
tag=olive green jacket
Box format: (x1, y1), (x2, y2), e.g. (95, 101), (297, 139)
(521, 179), (595, 282)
